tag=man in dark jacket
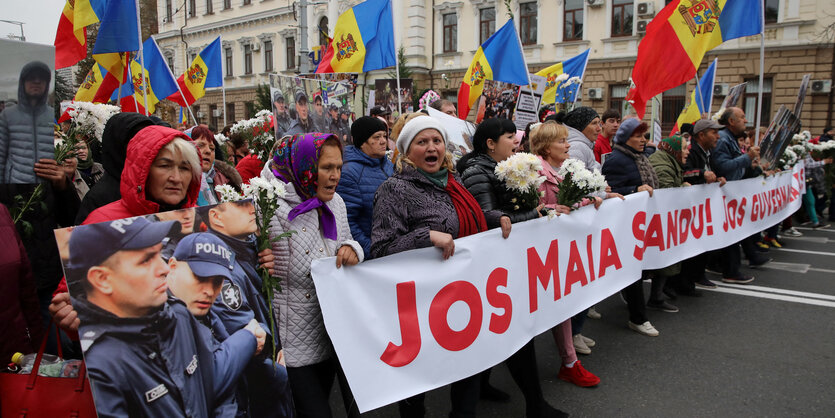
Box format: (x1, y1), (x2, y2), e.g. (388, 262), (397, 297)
(167, 232), (267, 415)
(67, 217), (223, 417)
(272, 91), (292, 139)
(337, 116), (393, 257)
(200, 201), (293, 418)
(286, 91), (313, 136)
(75, 113), (157, 223)
(0, 61), (55, 184)
(683, 119), (725, 186)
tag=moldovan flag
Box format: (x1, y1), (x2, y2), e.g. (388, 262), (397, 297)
(54, 0), (106, 68)
(457, 20), (529, 119)
(672, 58), (717, 134)
(627, 0), (762, 118)
(166, 37), (223, 106)
(180, 107), (188, 124)
(112, 38), (180, 115)
(315, 0), (396, 73)
(535, 48), (590, 104)
(74, 63), (122, 103)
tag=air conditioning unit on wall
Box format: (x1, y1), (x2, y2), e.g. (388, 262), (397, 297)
(212, 109), (222, 117)
(637, 2), (655, 17)
(587, 88), (603, 100)
(586, 0), (604, 8)
(251, 43), (261, 52)
(636, 20), (650, 34)
(714, 83), (729, 96)
(810, 80), (832, 94)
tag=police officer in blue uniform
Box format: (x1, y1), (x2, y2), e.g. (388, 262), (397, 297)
(199, 201), (293, 417)
(67, 217), (223, 417)
(168, 232), (269, 415)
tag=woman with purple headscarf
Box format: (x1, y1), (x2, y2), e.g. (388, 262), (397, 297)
(261, 132), (363, 417)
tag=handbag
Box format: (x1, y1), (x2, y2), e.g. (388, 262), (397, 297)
(0, 325), (97, 417)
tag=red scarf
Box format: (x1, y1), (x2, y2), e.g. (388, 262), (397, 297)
(446, 173), (487, 238)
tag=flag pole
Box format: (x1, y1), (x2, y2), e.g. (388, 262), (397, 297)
(754, 1), (766, 146)
(694, 71), (705, 118)
(571, 49), (591, 109)
(134, 0), (149, 115)
(116, 52), (124, 105)
(221, 36), (227, 127)
(510, 19), (536, 111)
(390, 1), (402, 117)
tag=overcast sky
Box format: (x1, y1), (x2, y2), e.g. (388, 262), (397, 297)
(3, 0), (69, 46)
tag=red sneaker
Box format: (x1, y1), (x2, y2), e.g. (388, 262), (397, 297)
(558, 360), (600, 387)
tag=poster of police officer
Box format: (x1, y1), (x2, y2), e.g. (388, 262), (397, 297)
(269, 73), (355, 147)
(0, 39), (57, 186)
(54, 201), (293, 417)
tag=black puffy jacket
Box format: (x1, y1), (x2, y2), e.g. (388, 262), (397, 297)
(459, 153), (539, 226)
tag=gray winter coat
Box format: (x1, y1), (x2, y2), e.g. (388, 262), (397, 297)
(0, 61), (55, 184)
(566, 125), (601, 172)
(261, 165), (364, 367)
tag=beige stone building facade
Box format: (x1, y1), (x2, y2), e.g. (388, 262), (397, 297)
(154, 0), (834, 133)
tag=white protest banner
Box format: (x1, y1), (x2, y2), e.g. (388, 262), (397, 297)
(514, 74), (546, 128)
(311, 164), (805, 413)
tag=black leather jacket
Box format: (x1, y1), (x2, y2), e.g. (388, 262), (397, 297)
(459, 153), (539, 226)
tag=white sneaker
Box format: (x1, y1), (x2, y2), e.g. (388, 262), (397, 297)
(572, 334), (591, 354)
(628, 321), (660, 337)
(587, 306), (602, 319)
(580, 334), (596, 347)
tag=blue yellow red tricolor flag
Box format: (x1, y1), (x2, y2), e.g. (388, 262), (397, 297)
(54, 0), (106, 68)
(627, 0), (762, 118)
(672, 58), (717, 134)
(535, 49), (590, 105)
(166, 37), (223, 106)
(315, 0), (396, 73)
(457, 20), (529, 119)
(74, 62), (122, 103)
(112, 38), (180, 115)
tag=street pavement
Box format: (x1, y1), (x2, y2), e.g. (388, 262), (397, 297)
(333, 226), (835, 417)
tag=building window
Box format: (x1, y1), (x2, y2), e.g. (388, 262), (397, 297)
(765, 0), (778, 24)
(318, 17), (330, 48)
(609, 84), (629, 113)
(245, 102), (255, 119)
(243, 0), (251, 5)
(286, 37), (296, 70)
(520, 2), (537, 45)
(193, 105), (201, 124)
(442, 13), (457, 53)
(223, 0), (231, 9)
(209, 104), (218, 128)
(226, 103), (235, 123)
(611, 0), (633, 37)
(225, 47), (233, 76)
(206, 0), (212, 14)
(661, 83), (686, 134)
(166, 56), (174, 73)
(190, 53), (197, 64)
(264, 40), (273, 72)
(564, 0), (584, 41)
(244, 44), (253, 75)
(188, 0), (196, 17)
(165, 0), (172, 21)
(744, 77), (772, 127)
(479, 8), (495, 44)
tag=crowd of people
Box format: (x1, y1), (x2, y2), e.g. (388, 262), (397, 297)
(2, 68), (834, 417)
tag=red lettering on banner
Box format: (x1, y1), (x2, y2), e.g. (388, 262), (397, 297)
(429, 281), (483, 352)
(691, 203), (705, 238)
(598, 228), (622, 278)
(380, 281), (421, 367)
(644, 214), (666, 252)
(666, 210), (678, 248)
(705, 198), (714, 235)
(527, 240), (560, 313)
(678, 208), (692, 243)
(722, 197), (746, 231)
(632, 211), (647, 260)
(564, 241), (588, 296)
(486, 268), (512, 334)
(586, 234), (596, 282)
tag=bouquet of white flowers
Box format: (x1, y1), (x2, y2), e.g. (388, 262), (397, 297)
(231, 109), (275, 162)
(494, 153), (547, 211)
(216, 178), (293, 364)
(555, 159), (608, 209)
(779, 148), (799, 171)
(811, 140), (835, 160)
(66, 102), (121, 142)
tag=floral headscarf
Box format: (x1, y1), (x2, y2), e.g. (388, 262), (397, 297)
(658, 135), (686, 163)
(270, 133), (343, 239)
